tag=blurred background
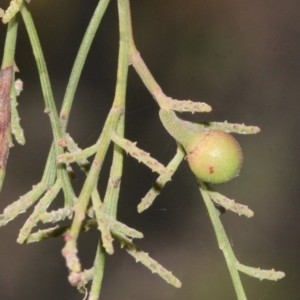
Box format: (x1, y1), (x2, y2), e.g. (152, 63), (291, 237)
(0, 0), (299, 299)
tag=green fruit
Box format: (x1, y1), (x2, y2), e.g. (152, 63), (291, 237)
(158, 109), (243, 184)
(186, 130), (243, 184)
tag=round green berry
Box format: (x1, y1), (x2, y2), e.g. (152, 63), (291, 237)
(186, 130), (243, 184)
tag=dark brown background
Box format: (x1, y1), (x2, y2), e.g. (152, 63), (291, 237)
(0, 0), (298, 299)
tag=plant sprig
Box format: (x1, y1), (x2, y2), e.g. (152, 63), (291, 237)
(0, 1), (285, 299)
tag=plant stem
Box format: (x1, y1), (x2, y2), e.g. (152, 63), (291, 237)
(129, 43), (165, 107)
(60, 0), (111, 130)
(15, 0), (111, 212)
(127, 15), (169, 107)
(20, 4), (62, 148)
(103, 117), (124, 217)
(88, 241), (106, 300)
(62, 0), (131, 276)
(103, 0), (132, 219)
(1, 15), (18, 69)
(138, 144), (185, 212)
(199, 181), (247, 300)
(103, 0), (131, 223)
(62, 108), (121, 271)
(20, 3), (75, 206)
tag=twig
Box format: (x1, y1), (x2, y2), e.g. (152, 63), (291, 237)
(138, 144), (185, 212)
(114, 231), (181, 288)
(199, 181), (247, 300)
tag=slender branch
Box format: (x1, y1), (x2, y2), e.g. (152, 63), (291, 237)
(26, 216), (143, 244)
(17, 179), (62, 243)
(113, 232), (182, 288)
(103, 117), (124, 217)
(199, 181), (247, 300)
(60, 0), (111, 130)
(57, 143), (97, 164)
(88, 240), (106, 300)
(1, 0), (22, 24)
(62, 0), (131, 276)
(91, 189), (114, 255)
(39, 206), (73, 223)
(138, 144), (185, 212)
(1, 15), (18, 68)
(20, 4), (62, 148)
(129, 43), (165, 107)
(207, 189), (254, 218)
(0, 181), (46, 226)
(111, 131), (171, 176)
(20, 3), (75, 206)
(26, 219), (99, 243)
(16, 0), (111, 213)
(187, 120), (260, 135)
(61, 106), (122, 273)
(236, 262), (285, 281)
